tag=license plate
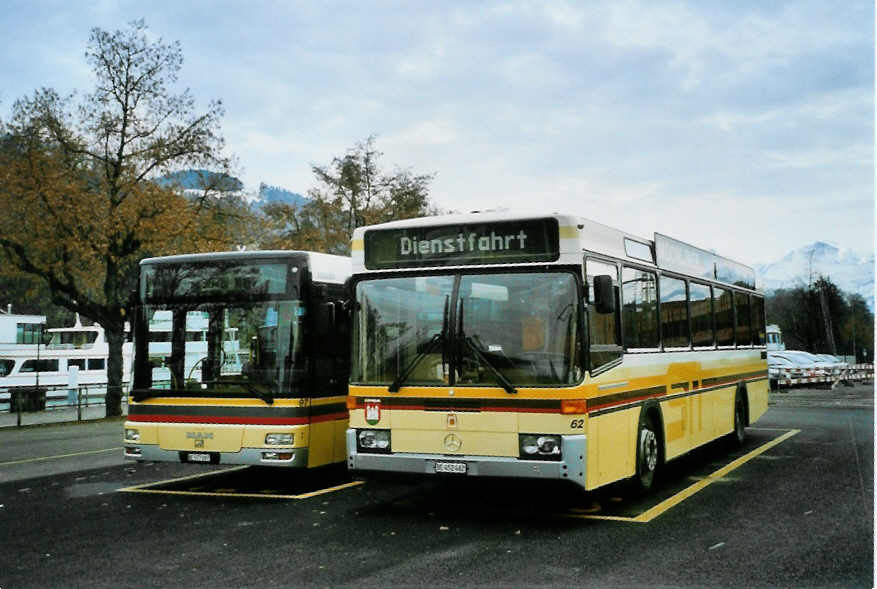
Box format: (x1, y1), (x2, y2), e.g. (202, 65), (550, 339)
(187, 453), (212, 463)
(435, 461), (467, 474)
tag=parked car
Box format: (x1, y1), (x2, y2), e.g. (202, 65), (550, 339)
(776, 351), (833, 376)
(768, 351), (823, 384)
(814, 354), (848, 373)
(768, 354), (799, 387)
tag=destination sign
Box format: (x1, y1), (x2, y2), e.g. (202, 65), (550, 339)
(142, 261), (292, 302)
(364, 218), (560, 269)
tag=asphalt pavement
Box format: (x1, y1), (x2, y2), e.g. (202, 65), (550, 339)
(0, 383), (872, 588)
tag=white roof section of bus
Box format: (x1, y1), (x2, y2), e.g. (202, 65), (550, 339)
(140, 250), (351, 284)
(351, 211), (759, 292)
(350, 211), (653, 272)
(307, 252), (352, 284)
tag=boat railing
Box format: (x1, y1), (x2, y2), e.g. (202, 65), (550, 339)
(45, 343), (97, 350)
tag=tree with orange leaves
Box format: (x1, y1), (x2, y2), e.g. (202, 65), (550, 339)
(0, 20), (240, 416)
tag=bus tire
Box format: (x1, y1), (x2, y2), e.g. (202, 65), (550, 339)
(634, 412), (660, 493)
(728, 389), (747, 446)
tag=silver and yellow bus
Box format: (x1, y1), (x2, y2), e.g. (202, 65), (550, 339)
(124, 250), (351, 469)
(346, 212), (767, 492)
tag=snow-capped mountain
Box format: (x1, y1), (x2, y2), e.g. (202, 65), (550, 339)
(756, 241), (874, 308)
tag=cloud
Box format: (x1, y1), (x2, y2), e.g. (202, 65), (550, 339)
(0, 0), (871, 263)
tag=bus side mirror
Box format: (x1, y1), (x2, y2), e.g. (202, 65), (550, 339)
(593, 275), (615, 314)
(317, 302), (336, 333)
(250, 336), (261, 367)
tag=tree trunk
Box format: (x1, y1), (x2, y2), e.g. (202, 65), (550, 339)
(818, 284), (837, 355)
(104, 324), (125, 417)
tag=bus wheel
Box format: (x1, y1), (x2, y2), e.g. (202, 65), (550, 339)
(635, 414), (659, 492)
(730, 392), (746, 446)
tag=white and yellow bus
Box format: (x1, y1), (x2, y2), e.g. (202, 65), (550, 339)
(124, 250), (351, 469)
(346, 212), (767, 492)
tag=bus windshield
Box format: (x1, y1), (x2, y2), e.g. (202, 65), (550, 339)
(135, 260), (307, 399)
(353, 271), (582, 387)
(139, 301), (306, 398)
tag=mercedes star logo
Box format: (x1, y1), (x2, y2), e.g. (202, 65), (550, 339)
(443, 433), (462, 452)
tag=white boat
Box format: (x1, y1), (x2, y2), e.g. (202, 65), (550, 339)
(0, 310), (243, 409)
(0, 315), (133, 409)
(0, 305), (46, 352)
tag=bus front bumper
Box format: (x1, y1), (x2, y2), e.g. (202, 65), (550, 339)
(346, 429), (586, 489)
(124, 444), (309, 467)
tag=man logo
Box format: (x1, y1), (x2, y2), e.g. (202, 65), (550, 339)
(186, 431), (213, 448)
(443, 433), (462, 452)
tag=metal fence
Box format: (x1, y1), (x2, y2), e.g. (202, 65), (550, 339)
(772, 364), (874, 390)
(1, 383), (129, 426)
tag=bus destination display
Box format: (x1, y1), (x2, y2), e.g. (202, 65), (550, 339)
(364, 218), (560, 269)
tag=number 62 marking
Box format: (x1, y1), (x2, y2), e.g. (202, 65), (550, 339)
(570, 419), (584, 429)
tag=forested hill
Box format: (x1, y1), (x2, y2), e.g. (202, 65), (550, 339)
(155, 169), (244, 192)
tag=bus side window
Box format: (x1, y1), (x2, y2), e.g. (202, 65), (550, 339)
(659, 275), (689, 349)
(690, 282), (714, 347)
(751, 296), (765, 345)
(585, 258), (622, 370)
(714, 287), (734, 346)
(621, 266), (659, 350)
(735, 291), (752, 346)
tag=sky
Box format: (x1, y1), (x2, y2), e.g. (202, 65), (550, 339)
(0, 0), (873, 267)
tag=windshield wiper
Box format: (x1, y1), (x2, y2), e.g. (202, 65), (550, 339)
(456, 298), (517, 395)
(388, 295), (449, 393)
(209, 379), (274, 405)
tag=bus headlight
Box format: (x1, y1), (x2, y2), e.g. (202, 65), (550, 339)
(265, 433), (293, 446)
(357, 429), (391, 453)
(519, 434), (562, 460)
(125, 428), (140, 442)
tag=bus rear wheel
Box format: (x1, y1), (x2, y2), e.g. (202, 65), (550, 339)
(635, 414), (659, 492)
(729, 393), (746, 446)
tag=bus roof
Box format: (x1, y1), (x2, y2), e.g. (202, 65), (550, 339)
(140, 250), (351, 285)
(351, 211), (757, 290)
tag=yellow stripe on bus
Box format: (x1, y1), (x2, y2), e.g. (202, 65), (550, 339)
(558, 226), (579, 239)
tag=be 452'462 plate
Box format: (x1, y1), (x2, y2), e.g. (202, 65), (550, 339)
(434, 461), (467, 474)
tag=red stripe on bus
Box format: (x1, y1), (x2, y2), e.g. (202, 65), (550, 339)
(586, 392), (665, 413)
(586, 375), (766, 414)
(484, 406), (558, 413)
(129, 414), (310, 425)
(357, 403), (560, 414)
(129, 413), (349, 425)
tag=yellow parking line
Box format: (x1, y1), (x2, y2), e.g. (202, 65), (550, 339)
(0, 447), (122, 466)
(117, 465), (249, 492)
(293, 480), (364, 498)
(120, 479), (364, 500)
(564, 429), (801, 524)
(117, 466), (364, 499)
